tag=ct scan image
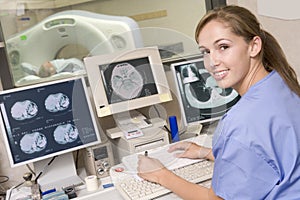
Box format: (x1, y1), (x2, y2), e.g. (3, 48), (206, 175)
(178, 64), (238, 110)
(0, 79), (99, 165)
(11, 100), (38, 120)
(100, 57), (158, 104)
(53, 124), (79, 144)
(174, 60), (240, 123)
(111, 62), (144, 100)
(45, 93), (70, 112)
(20, 132), (47, 154)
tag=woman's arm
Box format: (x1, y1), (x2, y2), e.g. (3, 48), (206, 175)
(138, 156), (221, 200)
(168, 141), (215, 161)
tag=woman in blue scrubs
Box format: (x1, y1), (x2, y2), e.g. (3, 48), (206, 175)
(138, 5), (300, 200)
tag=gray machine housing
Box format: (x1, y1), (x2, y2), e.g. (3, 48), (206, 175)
(84, 142), (115, 179)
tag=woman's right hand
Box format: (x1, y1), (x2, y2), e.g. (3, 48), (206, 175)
(168, 141), (213, 160)
(137, 155), (169, 184)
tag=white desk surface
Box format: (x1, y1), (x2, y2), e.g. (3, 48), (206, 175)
(73, 133), (213, 200)
(7, 133), (213, 200)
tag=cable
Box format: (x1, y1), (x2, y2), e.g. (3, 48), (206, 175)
(0, 176), (8, 184)
(152, 105), (161, 118)
(7, 181), (25, 200)
(163, 125), (171, 134)
(0, 175), (9, 197)
(75, 150), (80, 169)
(26, 164), (36, 176)
(34, 156), (57, 183)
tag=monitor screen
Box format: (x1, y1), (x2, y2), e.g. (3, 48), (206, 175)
(170, 56), (240, 126)
(0, 77), (101, 167)
(84, 46), (172, 117)
(100, 57), (159, 104)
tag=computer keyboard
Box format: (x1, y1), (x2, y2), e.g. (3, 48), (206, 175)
(110, 134), (214, 200)
(115, 159), (213, 200)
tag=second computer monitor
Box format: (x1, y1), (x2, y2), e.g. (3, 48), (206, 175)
(171, 56), (240, 127)
(0, 76), (101, 167)
(0, 76), (101, 190)
(84, 46), (172, 117)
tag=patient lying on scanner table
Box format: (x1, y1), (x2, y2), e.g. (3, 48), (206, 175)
(18, 58), (86, 84)
(38, 58), (85, 77)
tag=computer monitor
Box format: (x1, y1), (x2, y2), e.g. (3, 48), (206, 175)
(170, 56), (240, 129)
(0, 76), (101, 190)
(84, 46), (172, 118)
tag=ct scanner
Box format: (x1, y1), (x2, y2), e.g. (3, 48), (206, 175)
(5, 10), (143, 86)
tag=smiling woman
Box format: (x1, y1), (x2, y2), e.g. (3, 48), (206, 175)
(138, 5), (300, 200)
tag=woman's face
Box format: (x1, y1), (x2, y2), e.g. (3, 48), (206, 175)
(197, 20), (253, 93)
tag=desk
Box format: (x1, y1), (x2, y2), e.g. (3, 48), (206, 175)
(74, 179), (211, 200)
(7, 178), (211, 200)
(7, 134), (213, 200)
(73, 178), (211, 200)
(75, 187), (122, 200)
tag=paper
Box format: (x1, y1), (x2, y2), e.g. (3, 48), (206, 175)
(122, 134), (212, 173)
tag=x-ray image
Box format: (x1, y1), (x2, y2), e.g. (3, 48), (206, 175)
(20, 132), (47, 154)
(184, 69), (237, 109)
(111, 62), (144, 100)
(178, 64), (237, 110)
(181, 64), (200, 84)
(53, 124), (79, 144)
(172, 58), (240, 124)
(11, 100), (38, 120)
(45, 93), (70, 112)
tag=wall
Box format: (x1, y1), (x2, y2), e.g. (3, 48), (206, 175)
(71, 0), (206, 41)
(71, 0), (206, 57)
(227, 0), (300, 77)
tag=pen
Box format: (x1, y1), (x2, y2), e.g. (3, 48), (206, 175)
(163, 125), (171, 134)
(144, 151), (148, 157)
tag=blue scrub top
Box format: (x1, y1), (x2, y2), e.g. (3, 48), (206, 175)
(212, 71), (300, 199)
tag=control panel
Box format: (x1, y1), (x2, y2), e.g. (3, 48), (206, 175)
(84, 142), (114, 178)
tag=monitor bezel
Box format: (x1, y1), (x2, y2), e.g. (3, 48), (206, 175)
(84, 46), (172, 117)
(0, 76), (101, 167)
(170, 56), (239, 127)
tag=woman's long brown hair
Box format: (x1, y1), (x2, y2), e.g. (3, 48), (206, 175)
(195, 5), (300, 97)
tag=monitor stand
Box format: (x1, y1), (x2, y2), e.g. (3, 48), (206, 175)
(33, 152), (83, 191)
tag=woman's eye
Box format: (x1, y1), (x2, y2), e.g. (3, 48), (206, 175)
(199, 48), (210, 55)
(219, 45), (229, 51)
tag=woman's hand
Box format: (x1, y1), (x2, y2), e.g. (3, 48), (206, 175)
(137, 155), (170, 184)
(168, 141), (213, 160)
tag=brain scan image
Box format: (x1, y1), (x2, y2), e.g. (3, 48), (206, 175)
(11, 100), (38, 120)
(20, 132), (47, 154)
(184, 69), (238, 109)
(45, 93), (70, 112)
(53, 124), (79, 144)
(111, 62), (143, 99)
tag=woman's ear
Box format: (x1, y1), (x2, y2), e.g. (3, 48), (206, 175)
(249, 36), (262, 58)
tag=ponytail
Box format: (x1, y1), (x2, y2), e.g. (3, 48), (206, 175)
(262, 31), (300, 96)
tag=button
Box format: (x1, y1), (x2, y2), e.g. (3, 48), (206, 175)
(114, 167), (124, 172)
